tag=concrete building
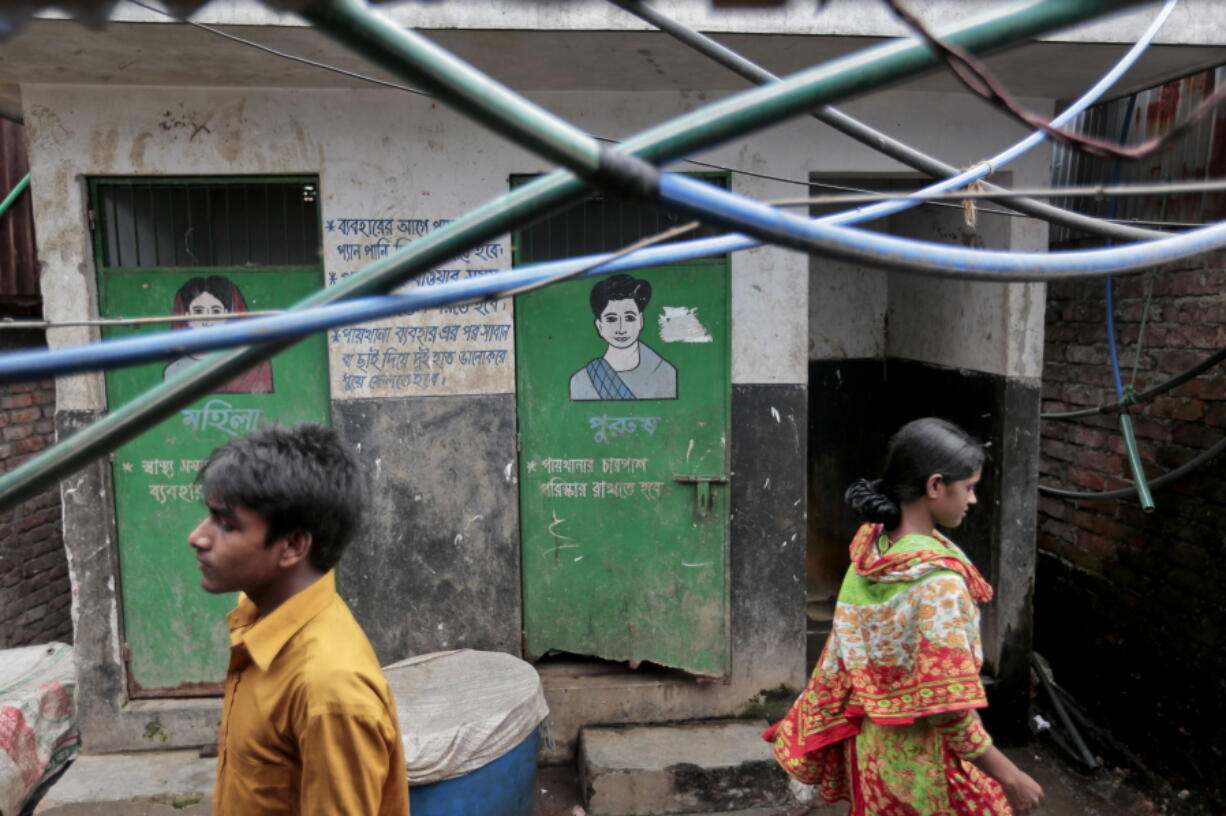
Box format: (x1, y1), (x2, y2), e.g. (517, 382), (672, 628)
(0, 0), (1222, 768)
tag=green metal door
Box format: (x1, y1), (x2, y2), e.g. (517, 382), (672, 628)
(91, 177), (329, 696)
(516, 251), (731, 677)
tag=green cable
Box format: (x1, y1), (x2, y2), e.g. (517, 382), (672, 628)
(1119, 413), (1155, 510)
(0, 173), (30, 220)
(0, 0), (1149, 513)
(300, 0), (603, 179)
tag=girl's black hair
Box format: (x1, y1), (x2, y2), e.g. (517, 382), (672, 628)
(845, 417), (986, 529)
(197, 423), (365, 572)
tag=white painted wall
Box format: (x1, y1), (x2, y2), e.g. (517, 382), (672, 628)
(24, 82), (1053, 411)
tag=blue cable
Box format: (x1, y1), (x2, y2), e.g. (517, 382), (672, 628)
(1105, 93), (1140, 401)
(0, 1), (1181, 383)
(655, 173), (1226, 280)
(6, 184), (1226, 386)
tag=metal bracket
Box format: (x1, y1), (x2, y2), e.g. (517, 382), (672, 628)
(673, 473), (728, 517)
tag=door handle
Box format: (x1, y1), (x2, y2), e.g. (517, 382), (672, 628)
(673, 473), (728, 518)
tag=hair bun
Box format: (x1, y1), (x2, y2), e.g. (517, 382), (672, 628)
(844, 478), (900, 527)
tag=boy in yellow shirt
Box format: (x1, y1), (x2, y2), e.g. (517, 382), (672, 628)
(188, 423), (408, 816)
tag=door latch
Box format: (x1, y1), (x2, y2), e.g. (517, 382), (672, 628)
(673, 473), (728, 517)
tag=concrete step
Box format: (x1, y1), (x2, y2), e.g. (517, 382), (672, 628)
(33, 749), (215, 815)
(578, 719), (792, 815)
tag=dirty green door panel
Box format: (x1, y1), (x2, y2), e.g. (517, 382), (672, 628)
(515, 260), (731, 677)
(92, 177), (328, 696)
(99, 270), (329, 695)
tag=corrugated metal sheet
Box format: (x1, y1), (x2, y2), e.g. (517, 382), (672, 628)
(1050, 66), (1226, 245)
(0, 119), (39, 310)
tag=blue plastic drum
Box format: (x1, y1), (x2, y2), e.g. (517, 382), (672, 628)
(408, 727), (541, 816)
(383, 650), (549, 816)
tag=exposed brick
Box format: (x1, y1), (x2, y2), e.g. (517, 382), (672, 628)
(1068, 469), (1107, 492)
(2, 424), (32, 441)
(2, 393), (35, 410)
(13, 436), (45, 455)
(1162, 270), (1220, 297)
(1038, 496), (1071, 521)
(1065, 345), (1108, 366)
(0, 366), (69, 649)
(1075, 448), (1124, 476)
(1205, 401), (1226, 430)
(7, 406), (40, 424)
(1181, 376), (1226, 401)
(1067, 425), (1110, 449)
(1042, 439), (1076, 463)
(1148, 397), (1205, 422)
(1042, 255), (1226, 803)
(1172, 422), (1220, 449)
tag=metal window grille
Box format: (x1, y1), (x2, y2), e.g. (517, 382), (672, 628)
(91, 177), (321, 269)
(512, 173), (728, 265)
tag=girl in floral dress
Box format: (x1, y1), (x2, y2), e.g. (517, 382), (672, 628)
(765, 418), (1043, 815)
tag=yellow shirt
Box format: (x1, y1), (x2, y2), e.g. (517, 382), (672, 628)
(213, 572), (409, 816)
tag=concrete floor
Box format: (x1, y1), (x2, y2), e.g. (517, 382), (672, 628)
(535, 740), (1164, 816)
(31, 739), (1169, 816)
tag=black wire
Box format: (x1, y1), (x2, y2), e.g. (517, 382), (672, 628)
(127, 0), (434, 97)
(1042, 344), (1226, 419)
(1038, 434), (1226, 501)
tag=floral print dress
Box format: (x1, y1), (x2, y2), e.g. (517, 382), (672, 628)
(764, 524), (1011, 816)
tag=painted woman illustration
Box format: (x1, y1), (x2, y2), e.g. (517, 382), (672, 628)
(162, 275), (275, 394)
(569, 274), (676, 401)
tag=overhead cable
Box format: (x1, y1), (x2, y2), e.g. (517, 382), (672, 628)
(126, 0), (434, 98)
(772, 177), (1226, 207)
(610, 0), (1172, 242)
(131, 0), (1182, 232)
(1097, 93), (1154, 510)
(6, 184), (1226, 386)
(0, 4), (1215, 381)
(654, 172), (1226, 282)
(1042, 346), (1226, 420)
(1038, 435), (1226, 501)
(885, 0), (1226, 162)
(0, 0), (1125, 512)
(123, 0), (899, 202)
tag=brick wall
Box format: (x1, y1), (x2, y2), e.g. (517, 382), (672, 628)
(0, 376), (71, 647)
(1037, 256), (1225, 807)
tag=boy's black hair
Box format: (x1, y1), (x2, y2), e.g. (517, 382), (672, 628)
(197, 423), (364, 572)
(845, 417), (986, 528)
(589, 274), (652, 317)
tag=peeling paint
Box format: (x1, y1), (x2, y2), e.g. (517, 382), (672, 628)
(658, 305), (712, 343)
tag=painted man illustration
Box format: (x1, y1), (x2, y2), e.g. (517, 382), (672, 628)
(189, 424), (408, 816)
(569, 274), (677, 400)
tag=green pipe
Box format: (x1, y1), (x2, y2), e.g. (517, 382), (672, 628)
(0, 173), (29, 219)
(1119, 413), (1155, 511)
(0, 0), (1146, 513)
